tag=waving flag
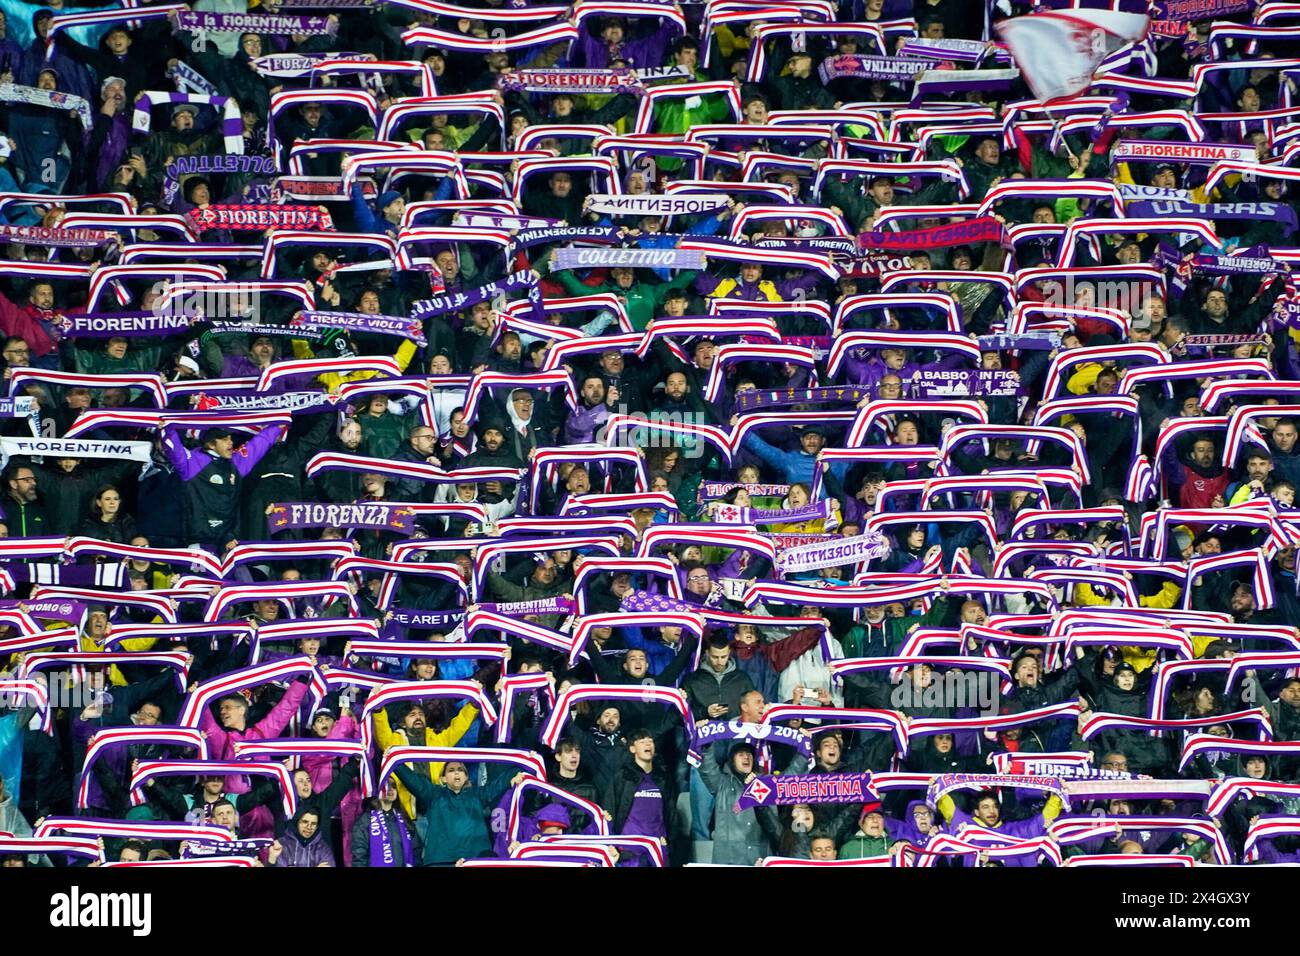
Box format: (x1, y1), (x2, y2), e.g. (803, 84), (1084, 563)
(995, 10), (1150, 103)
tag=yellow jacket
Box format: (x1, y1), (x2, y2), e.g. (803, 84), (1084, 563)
(1073, 581), (1213, 672)
(373, 702), (479, 818)
(80, 631), (159, 687)
(290, 338), (418, 391)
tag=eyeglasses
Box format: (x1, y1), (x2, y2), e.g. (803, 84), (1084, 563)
(3, 348), (29, 357)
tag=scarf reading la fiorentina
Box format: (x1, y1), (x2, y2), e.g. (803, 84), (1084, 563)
(174, 10), (337, 35)
(734, 386), (870, 411)
(735, 771), (878, 812)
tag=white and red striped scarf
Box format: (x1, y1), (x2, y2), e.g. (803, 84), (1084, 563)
(179, 656), (324, 728)
(495, 673), (557, 745)
(78, 726), (208, 809)
(540, 684), (690, 751)
(379, 745), (543, 792)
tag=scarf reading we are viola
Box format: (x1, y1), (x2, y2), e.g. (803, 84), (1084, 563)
(189, 204), (334, 232)
(174, 11), (337, 35)
(0, 225), (116, 248)
(735, 771), (878, 812)
(734, 386), (869, 412)
(0, 82), (92, 130)
(858, 216), (1003, 251)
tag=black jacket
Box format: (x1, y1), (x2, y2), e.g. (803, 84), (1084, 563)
(682, 660), (756, 721)
(605, 756), (677, 838)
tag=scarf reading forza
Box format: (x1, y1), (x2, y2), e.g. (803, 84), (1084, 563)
(735, 771), (879, 812)
(266, 502), (417, 534)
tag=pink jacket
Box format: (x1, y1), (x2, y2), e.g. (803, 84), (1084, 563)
(199, 681), (310, 794)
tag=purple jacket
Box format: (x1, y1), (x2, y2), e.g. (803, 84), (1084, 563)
(574, 17), (682, 69)
(564, 401), (611, 444)
(161, 422), (285, 481)
(274, 828), (336, 867)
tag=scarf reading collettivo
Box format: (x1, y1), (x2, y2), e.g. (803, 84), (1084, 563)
(162, 154), (278, 206)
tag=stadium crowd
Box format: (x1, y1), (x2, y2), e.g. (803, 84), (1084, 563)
(1, 0), (1300, 869)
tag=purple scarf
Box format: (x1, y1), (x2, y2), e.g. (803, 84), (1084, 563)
(296, 311), (428, 347)
(734, 386), (868, 411)
(411, 271), (540, 321)
(367, 809), (414, 867)
(476, 596), (575, 618)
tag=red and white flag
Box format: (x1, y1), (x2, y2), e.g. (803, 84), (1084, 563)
(995, 10), (1150, 103)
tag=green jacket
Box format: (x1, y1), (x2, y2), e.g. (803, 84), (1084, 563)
(841, 598), (948, 658)
(552, 269), (697, 332)
(393, 763), (513, 865)
(838, 832), (891, 859)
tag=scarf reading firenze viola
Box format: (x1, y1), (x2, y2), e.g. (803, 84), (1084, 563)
(858, 216), (1004, 252)
(189, 204), (334, 232)
(734, 386), (869, 412)
(295, 311), (427, 346)
(368, 809), (414, 867)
